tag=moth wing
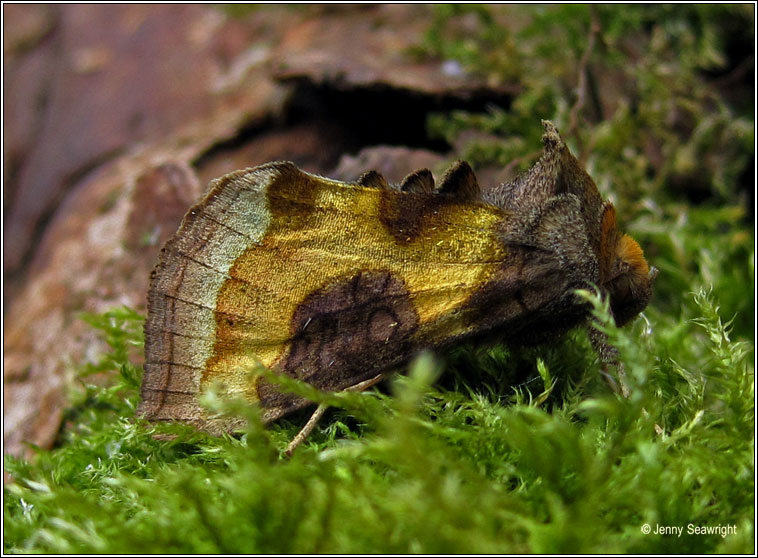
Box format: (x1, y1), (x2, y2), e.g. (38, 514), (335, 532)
(140, 162), (509, 430)
(246, 180), (509, 417)
(139, 163), (297, 432)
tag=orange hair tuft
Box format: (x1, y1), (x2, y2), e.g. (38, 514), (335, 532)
(616, 234), (649, 276)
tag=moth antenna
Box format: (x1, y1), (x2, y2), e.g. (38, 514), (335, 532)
(435, 160), (480, 201)
(399, 168), (434, 193)
(357, 170), (389, 189)
(587, 325), (630, 398)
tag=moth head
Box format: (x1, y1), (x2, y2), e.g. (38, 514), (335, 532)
(604, 233), (658, 326)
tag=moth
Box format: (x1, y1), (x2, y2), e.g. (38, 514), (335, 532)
(138, 120), (656, 436)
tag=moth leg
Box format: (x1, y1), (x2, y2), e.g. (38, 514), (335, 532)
(284, 373), (385, 457)
(586, 325), (630, 398)
(284, 403), (329, 458)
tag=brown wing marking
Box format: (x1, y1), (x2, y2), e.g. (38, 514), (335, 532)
(256, 270), (420, 419)
(399, 168), (434, 194)
(435, 160), (481, 201)
(357, 170), (390, 189)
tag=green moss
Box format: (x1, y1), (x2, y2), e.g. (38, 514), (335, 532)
(424, 4), (753, 210)
(4, 283), (754, 553)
